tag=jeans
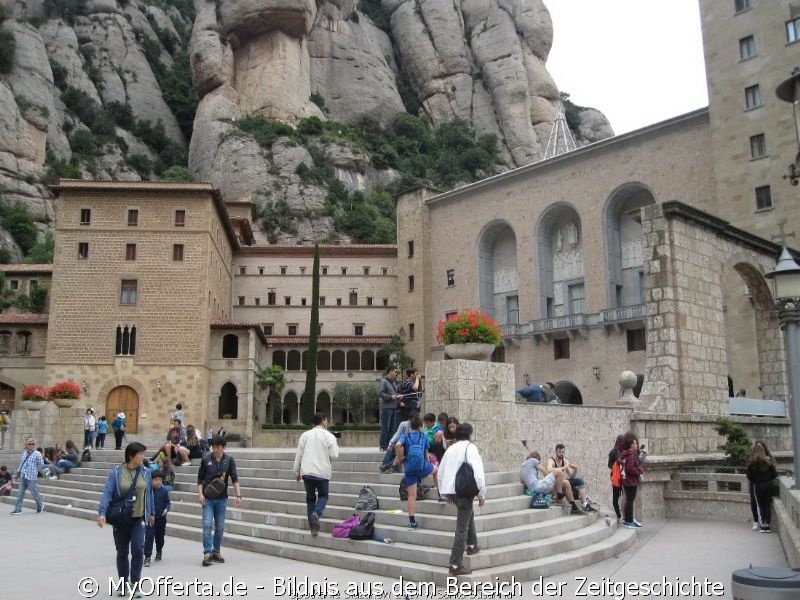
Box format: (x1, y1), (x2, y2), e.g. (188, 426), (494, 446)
(84, 429), (97, 449)
(14, 477), (43, 511)
(379, 407), (396, 449)
(144, 517), (167, 557)
(113, 517), (146, 584)
(202, 498), (227, 554)
(381, 446), (396, 469)
(56, 459), (77, 470)
(448, 496), (477, 567)
(96, 433), (106, 449)
(303, 477), (329, 522)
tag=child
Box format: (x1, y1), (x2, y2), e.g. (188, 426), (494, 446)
(95, 416), (108, 449)
(144, 471), (171, 567)
(0, 465), (12, 495)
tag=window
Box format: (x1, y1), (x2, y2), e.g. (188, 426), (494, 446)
(80, 208), (91, 225)
(354, 324), (364, 336)
(285, 296), (291, 305)
(341, 267), (347, 275)
(755, 185), (772, 210)
(127, 209), (138, 226)
(115, 325), (137, 356)
(252, 297), (259, 306)
(222, 334), (239, 358)
(15, 331), (31, 354)
(337, 298), (342, 306)
(446, 269), (455, 287)
(0, 331), (10, 354)
(280, 266), (287, 275)
(125, 244), (136, 261)
(363, 266), (370, 275)
(627, 328), (646, 352)
(382, 267), (388, 276)
(267, 290), (276, 305)
(301, 298), (307, 306)
(262, 323), (273, 336)
(367, 297), (373, 306)
(320, 296), (326, 306)
(316, 323), (323, 335)
(174, 209), (186, 227)
(120, 280), (137, 305)
(173, 244), (184, 261)
(506, 295), (519, 325)
(409, 323), (415, 340)
(349, 289), (358, 305)
(78, 242), (89, 259)
(408, 275), (415, 292)
(788, 17), (800, 43)
(546, 297), (555, 319)
(749, 134), (766, 159)
(408, 240), (414, 258)
(739, 35), (756, 60)
(745, 84), (762, 109)
(238, 296), (245, 306)
(258, 267), (264, 275)
(322, 266), (328, 275)
(239, 266), (246, 275)
(735, 0), (751, 12)
(554, 338), (570, 360)
(568, 282), (586, 315)
(383, 298), (388, 307)
(300, 267), (306, 275)
(288, 324), (298, 336)
(9, 280), (18, 291)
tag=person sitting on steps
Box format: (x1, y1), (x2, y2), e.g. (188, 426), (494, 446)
(520, 451), (585, 515)
(546, 443), (597, 512)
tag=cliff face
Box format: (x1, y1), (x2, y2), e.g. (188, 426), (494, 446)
(0, 0), (612, 257)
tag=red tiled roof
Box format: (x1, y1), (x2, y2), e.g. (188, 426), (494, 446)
(0, 313), (49, 326)
(266, 336), (391, 346)
(210, 320), (267, 345)
(0, 264), (54, 273)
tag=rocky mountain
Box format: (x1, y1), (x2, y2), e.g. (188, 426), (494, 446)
(0, 0), (612, 259)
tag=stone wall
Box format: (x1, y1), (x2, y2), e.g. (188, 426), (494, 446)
(252, 428), (378, 449)
(6, 403), (84, 450)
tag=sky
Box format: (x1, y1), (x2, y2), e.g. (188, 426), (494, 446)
(545, 0), (709, 135)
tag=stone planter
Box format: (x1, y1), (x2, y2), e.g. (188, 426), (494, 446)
(51, 397), (79, 408)
(444, 343), (496, 361)
(19, 399), (47, 410)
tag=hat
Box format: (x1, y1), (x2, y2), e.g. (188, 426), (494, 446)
(118, 412), (125, 419)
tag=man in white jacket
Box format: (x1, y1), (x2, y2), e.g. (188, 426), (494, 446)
(438, 422), (486, 577)
(293, 412), (340, 537)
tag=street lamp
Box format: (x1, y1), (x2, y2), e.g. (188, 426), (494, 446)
(765, 247), (800, 489)
(775, 67), (800, 185)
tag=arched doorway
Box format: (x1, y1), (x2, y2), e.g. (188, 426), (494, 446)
(218, 382), (238, 420)
(555, 381), (583, 405)
(106, 386), (140, 433)
(316, 390), (332, 420)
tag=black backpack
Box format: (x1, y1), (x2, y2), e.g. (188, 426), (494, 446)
(399, 477), (429, 502)
(348, 511), (376, 540)
(81, 448), (91, 463)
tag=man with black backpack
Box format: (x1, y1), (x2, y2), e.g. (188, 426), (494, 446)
(395, 415), (439, 529)
(396, 368), (422, 421)
(197, 435), (241, 567)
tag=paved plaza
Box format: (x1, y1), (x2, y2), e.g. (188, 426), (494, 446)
(0, 508), (788, 599)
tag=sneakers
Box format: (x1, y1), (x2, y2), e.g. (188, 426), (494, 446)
(570, 506), (586, 516)
(143, 557), (151, 568)
(211, 552), (225, 563)
(633, 519), (643, 527)
(36, 504), (45, 513)
(752, 522), (760, 531)
(621, 520), (641, 529)
(408, 520), (419, 530)
(760, 527), (771, 533)
(155, 552), (162, 561)
(379, 464), (392, 473)
(582, 503), (598, 513)
(438, 495), (447, 503)
(10, 510), (22, 515)
(448, 565), (472, 576)
(181, 461), (192, 467)
(309, 513), (320, 537)
(202, 553), (213, 566)
(466, 545), (481, 556)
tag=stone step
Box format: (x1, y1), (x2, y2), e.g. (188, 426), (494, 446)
(1, 494), (635, 583)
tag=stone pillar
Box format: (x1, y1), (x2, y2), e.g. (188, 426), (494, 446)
(617, 370), (640, 406)
(424, 359), (517, 469)
(8, 403), (84, 450)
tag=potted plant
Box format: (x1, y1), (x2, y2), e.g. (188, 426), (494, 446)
(19, 384), (48, 410)
(436, 308), (502, 361)
(47, 380), (82, 408)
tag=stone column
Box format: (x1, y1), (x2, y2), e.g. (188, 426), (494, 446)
(424, 359), (517, 469)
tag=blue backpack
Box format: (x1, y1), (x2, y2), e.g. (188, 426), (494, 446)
(404, 431), (426, 472)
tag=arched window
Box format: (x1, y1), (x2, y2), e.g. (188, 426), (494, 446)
(302, 350), (308, 370)
(222, 334), (239, 358)
(15, 331), (32, 354)
(361, 350), (375, 371)
(331, 350), (345, 371)
(347, 350), (360, 371)
(0, 331), (11, 354)
(477, 221), (518, 322)
(376, 350), (389, 372)
(536, 205), (584, 318)
(287, 350), (301, 370)
(318, 350), (331, 370)
(272, 350), (286, 369)
(218, 382), (238, 419)
(115, 325), (136, 356)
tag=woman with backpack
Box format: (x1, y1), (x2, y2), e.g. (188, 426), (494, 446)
(395, 415), (440, 529)
(608, 435), (625, 523)
(619, 433), (645, 529)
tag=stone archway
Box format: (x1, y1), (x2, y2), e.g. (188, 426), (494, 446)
(106, 386), (140, 433)
(555, 380), (583, 405)
(218, 382), (238, 420)
(477, 220), (518, 322)
(535, 203), (584, 318)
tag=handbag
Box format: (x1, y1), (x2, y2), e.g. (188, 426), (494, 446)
(106, 468), (140, 526)
(454, 443), (480, 499)
(203, 454), (230, 500)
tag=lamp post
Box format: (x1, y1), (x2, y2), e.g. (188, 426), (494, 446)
(776, 67), (800, 185)
(766, 247), (800, 489)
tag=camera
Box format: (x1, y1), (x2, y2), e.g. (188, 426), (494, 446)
(332, 431), (342, 439)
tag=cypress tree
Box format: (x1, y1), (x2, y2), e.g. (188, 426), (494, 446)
(302, 244), (321, 424)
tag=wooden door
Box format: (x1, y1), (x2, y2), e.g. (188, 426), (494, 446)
(106, 386), (139, 433)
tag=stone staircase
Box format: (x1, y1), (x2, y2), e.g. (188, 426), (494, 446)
(0, 447), (635, 583)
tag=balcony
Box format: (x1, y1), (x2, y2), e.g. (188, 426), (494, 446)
(530, 313), (588, 343)
(601, 304), (646, 332)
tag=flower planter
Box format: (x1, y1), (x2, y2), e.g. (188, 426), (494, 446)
(51, 397), (78, 408)
(444, 343), (495, 361)
(19, 399), (46, 410)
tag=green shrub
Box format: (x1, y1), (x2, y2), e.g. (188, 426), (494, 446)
(69, 129), (99, 157)
(310, 92), (327, 112)
(358, 0), (389, 31)
(235, 116), (295, 147)
(713, 417), (752, 467)
(44, 0), (87, 25)
(0, 29), (16, 74)
(41, 151), (82, 185)
(49, 59), (67, 89)
(107, 101), (135, 130)
(161, 165), (191, 181)
(298, 116), (324, 135)
(126, 154), (153, 179)
(0, 202), (38, 254)
(25, 232), (54, 264)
